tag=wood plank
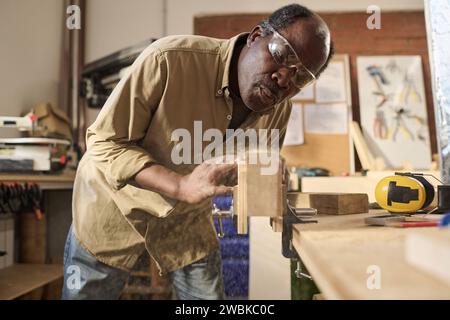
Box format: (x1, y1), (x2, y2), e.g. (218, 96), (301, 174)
(405, 229), (450, 286)
(0, 264), (63, 300)
(349, 121), (375, 170)
(0, 172), (75, 190)
(292, 211), (450, 299)
(0, 172), (75, 183)
(287, 192), (369, 215)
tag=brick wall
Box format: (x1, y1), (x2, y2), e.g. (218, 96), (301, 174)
(194, 11), (437, 154)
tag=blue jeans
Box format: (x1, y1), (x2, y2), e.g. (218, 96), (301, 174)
(61, 225), (225, 300)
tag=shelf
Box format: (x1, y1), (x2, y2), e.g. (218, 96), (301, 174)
(0, 171), (75, 190)
(0, 263), (63, 300)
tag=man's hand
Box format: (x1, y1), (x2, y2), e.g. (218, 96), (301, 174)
(134, 160), (237, 205)
(177, 161), (236, 204)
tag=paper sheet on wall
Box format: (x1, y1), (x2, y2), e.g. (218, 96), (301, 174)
(291, 84), (314, 101)
(283, 103), (304, 145)
(315, 61), (347, 103)
(304, 103), (348, 134)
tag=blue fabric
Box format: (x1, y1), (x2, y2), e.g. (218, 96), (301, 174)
(62, 225), (225, 300)
(213, 217), (246, 237)
(61, 225), (129, 300)
(219, 237), (249, 258)
(213, 217), (249, 298)
(222, 259), (249, 297)
(212, 195), (233, 210)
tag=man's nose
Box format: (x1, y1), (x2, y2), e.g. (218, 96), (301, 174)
(272, 67), (294, 89)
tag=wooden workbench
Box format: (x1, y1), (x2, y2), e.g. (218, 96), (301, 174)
(0, 264), (63, 300)
(292, 210), (450, 299)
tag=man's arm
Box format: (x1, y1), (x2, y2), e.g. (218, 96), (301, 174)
(86, 48), (167, 191)
(87, 46), (236, 205)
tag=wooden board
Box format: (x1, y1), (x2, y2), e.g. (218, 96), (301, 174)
(405, 229), (450, 286)
(0, 172), (75, 190)
(0, 264), (63, 300)
(287, 192), (369, 215)
(292, 210), (450, 299)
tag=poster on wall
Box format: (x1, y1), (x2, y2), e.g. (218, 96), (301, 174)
(283, 103), (304, 146)
(304, 103), (348, 134)
(356, 55), (432, 169)
(292, 84), (314, 101)
(315, 60), (347, 103)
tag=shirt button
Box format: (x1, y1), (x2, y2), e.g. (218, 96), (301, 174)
(226, 115), (232, 120)
(217, 89), (223, 95)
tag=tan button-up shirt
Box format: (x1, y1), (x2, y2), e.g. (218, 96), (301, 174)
(72, 33), (292, 274)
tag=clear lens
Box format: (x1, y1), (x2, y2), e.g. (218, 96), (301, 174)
(293, 66), (315, 88)
(267, 30), (316, 89)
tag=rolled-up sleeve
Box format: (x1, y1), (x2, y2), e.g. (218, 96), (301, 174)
(86, 48), (167, 190)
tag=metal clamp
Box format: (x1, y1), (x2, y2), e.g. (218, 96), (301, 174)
(212, 195), (234, 238)
(294, 258), (313, 280)
(281, 203), (317, 259)
(212, 208), (233, 238)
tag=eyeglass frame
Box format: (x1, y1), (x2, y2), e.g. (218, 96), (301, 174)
(266, 24), (317, 89)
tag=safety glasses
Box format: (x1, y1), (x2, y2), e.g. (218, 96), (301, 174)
(267, 25), (316, 89)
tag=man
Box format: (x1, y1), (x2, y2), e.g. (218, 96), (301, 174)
(62, 3), (333, 300)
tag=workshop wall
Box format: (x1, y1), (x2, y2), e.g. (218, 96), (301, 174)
(0, 0), (63, 137)
(166, 0), (424, 35)
(84, 0), (164, 63)
(0, 1), (430, 136)
(84, 0), (164, 126)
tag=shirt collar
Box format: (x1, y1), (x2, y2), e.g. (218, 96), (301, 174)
(215, 32), (279, 118)
(215, 32), (248, 96)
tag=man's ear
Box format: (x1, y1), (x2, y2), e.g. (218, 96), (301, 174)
(246, 25), (264, 47)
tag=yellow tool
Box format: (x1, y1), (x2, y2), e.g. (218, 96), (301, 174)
(375, 172), (436, 213)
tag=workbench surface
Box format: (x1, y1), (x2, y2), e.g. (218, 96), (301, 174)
(0, 264), (63, 300)
(292, 210), (450, 299)
(0, 171), (75, 190)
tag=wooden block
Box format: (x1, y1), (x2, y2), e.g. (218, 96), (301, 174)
(287, 192), (369, 215)
(405, 229), (450, 286)
(234, 159), (283, 234)
(233, 186), (247, 234)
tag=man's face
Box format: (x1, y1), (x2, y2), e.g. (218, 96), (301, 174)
(238, 17), (331, 112)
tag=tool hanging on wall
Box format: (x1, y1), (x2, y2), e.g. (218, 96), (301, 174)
(0, 182), (43, 219)
(375, 172), (449, 214)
